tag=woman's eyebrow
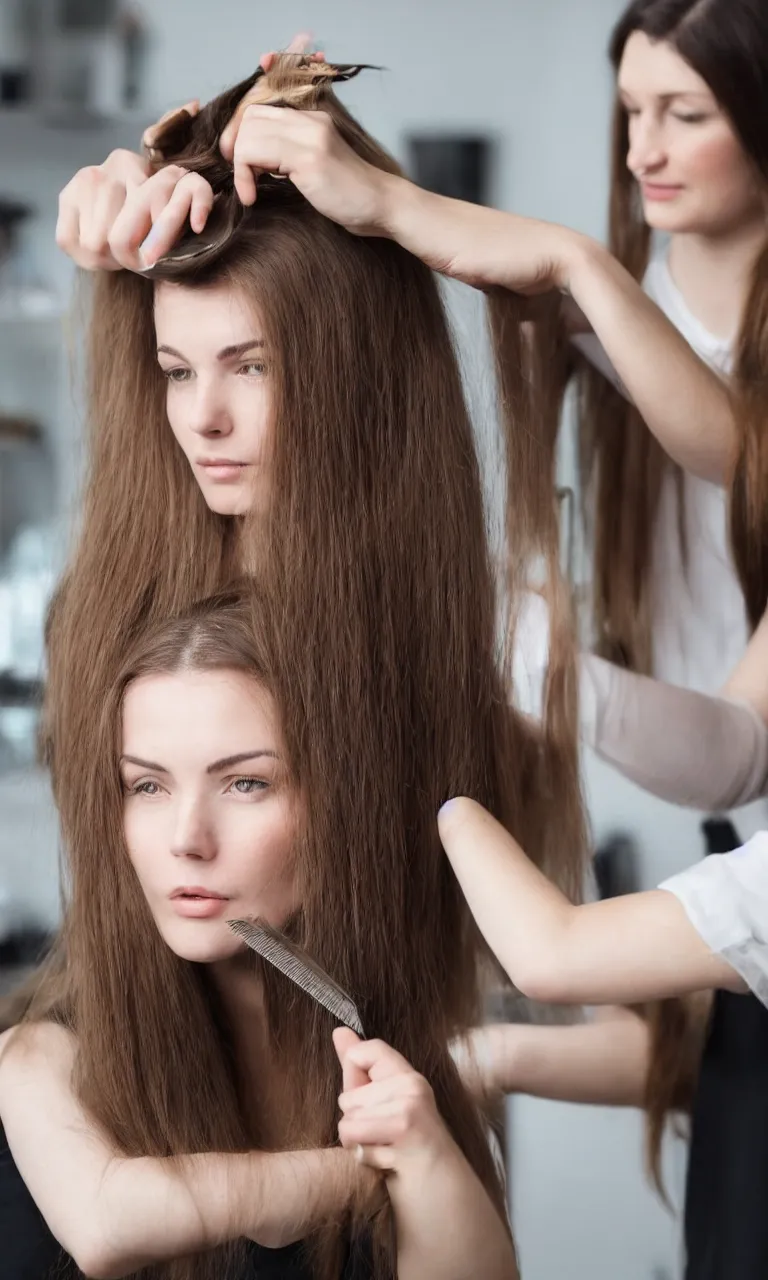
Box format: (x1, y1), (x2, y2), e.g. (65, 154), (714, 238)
(207, 750), (278, 773)
(120, 754), (168, 773)
(156, 340), (264, 362)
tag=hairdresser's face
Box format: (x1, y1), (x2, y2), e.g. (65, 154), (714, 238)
(154, 283), (273, 516)
(618, 32), (763, 236)
(121, 669), (297, 964)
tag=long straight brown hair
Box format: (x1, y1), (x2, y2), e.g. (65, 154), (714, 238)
(578, 0), (768, 671)
(39, 56), (586, 1276)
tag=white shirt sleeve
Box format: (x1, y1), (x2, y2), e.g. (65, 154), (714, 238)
(659, 834), (768, 1008)
(580, 653), (768, 810)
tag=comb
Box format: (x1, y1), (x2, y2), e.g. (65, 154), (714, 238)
(228, 917), (365, 1036)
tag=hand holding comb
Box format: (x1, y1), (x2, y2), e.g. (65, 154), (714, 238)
(228, 918), (365, 1036)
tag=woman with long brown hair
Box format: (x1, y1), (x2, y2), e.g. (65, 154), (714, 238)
(45, 51), (586, 902)
(0, 592), (517, 1280)
(5, 50), (581, 1277)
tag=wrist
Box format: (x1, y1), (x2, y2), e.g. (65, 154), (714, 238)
(480, 1024), (524, 1095)
(381, 173), (435, 242)
(560, 232), (612, 300)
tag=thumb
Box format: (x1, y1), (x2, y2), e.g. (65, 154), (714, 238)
(437, 796), (510, 870)
(332, 1027), (369, 1092)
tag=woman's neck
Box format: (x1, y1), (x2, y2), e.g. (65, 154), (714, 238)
(210, 956), (291, 1145)
(666, 216), (766, 341)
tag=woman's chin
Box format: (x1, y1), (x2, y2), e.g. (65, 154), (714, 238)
(201, 488), (252, 517)
(194, 467), (264, 518)
(160, 920), (245, 965)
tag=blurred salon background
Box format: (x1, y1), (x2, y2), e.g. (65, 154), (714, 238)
(0, 3), (698, 1276)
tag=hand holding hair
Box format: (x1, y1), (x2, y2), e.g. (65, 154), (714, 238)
(219, 98), (396, 231)
(56, 153), (215, 272)
(437, 797), (746, 1005)
(333, 1029), (519, 1280)
(334, 1028), (454, 1174)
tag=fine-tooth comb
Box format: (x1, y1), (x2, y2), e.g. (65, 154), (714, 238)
(228, 917), (365, 1036)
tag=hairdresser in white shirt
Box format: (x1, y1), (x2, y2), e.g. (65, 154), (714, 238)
(516, 7), (768, 838)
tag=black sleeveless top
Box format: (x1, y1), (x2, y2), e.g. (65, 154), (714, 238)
(0, 1125), (374, 1279)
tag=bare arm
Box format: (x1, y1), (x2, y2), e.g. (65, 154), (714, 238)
(0, 1023), (373, 1280)
(199, 105), (739, 486)
(438, 799), (745, 1007)
(382, 184), (733, 484)
(455, 1008), (650, 1108)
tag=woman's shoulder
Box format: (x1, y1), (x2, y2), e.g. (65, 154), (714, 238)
(0, 1021), (75, 1101)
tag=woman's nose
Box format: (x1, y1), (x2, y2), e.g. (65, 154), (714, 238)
(188, 381), (234, 439)
(170, 800), (217, 861)
(627, 114), (666, 177)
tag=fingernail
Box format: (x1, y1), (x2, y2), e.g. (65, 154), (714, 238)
(439, 798), (458, 818)
(355, 1144), (365, 1163)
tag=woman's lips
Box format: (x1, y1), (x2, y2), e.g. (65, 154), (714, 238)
(197, 460), (250, 483)
(641, 182), (684, 202)
(170, 888), (230, 919)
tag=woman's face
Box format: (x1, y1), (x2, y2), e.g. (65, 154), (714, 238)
(618, 31), (764, 236)
(121, 667), (297, 964)
(154, 283), (273, 517)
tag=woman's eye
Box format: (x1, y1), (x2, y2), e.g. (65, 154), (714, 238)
(238, 362), (266, 377)
(229, 777), (268, 795)
(674, 113), (708, 124)
(125, 779), (162, 796)
(162, 367), (192, 384)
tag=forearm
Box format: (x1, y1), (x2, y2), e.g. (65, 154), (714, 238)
(463, 1012), (650, 1108)
(438, 800), (741, 1006)
(92, 1147), (357, 1276)
(581, 653), (768, 809)
(383, 181), (732, 484)
(392, 1144), (518, 1280)
(565, 238), (733, 483)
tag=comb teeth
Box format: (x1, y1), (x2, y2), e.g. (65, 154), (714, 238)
(228, 918), (365, 1036)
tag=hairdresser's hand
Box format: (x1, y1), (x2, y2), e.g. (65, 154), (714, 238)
(57, 148), (214, 273)
(258, 32), (325, 74)
(56, 148), (151, 270)
(219, 105), (393, 235)
(141, 99), (201, 158)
